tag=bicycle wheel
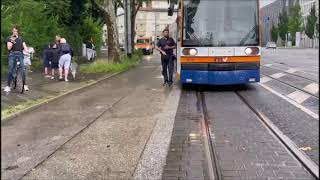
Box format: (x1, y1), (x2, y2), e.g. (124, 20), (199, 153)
(10, 76), (17, 90)
(16, 67), (25, 94)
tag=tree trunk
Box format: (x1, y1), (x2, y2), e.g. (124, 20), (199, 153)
(92, 0), (120, 62)
(130, 0), (141, 54)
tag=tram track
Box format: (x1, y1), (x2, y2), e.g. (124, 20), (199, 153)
(261, 72), (319, 99)
(262, 65), (319, 83)
(196, 91), (222, 180)
(235, 91), (319, 179)
(195, 88), (318, 179)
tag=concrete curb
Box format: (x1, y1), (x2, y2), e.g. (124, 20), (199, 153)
(1, 58), (142, 122)
(133, 84), (181, 180)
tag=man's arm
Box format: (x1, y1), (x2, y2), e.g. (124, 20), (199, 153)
(155, 41), (166, 55)
(7, 37), (15, 50)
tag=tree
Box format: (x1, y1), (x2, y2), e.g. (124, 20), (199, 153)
(114, 0), (151, 53)
(278, 11), (289, 44)
(271, 23), (278, 43)
(91, 0), (120, 62)
(316, 23), (319, 38)
(288, 2), (303, 45)
(305, 5), (317, 47)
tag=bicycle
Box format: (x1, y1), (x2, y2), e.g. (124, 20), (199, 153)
(10, 60), (26, 94)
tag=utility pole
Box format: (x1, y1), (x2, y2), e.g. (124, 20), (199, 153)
(124, 0), (132, 57)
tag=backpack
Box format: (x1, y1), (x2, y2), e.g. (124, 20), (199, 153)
(61, 43), (71, 54)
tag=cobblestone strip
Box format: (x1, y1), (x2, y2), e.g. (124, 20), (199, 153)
(162, 91), (210, 180)
(239, 85), (319, 165)
(205, 92), (315, 180)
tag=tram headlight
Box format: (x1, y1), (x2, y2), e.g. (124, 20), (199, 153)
(182, 48), (198, 56)
(245, 47), (260, 55)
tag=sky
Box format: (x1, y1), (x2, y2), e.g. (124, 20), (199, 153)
(261, 0), (277, 7)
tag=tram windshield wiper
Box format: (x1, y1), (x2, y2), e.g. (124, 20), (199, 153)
(239, 25), (258, 46)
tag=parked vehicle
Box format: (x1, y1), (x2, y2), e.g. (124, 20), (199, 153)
(134, 37), (154, 55)
(266, 42), (277, 49)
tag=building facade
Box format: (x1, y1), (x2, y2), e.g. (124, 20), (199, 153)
(135, 0), (177, 42)
(261, 0), (319, 48)
(102, 0), (177, 47)
(261, 0), (298, 46)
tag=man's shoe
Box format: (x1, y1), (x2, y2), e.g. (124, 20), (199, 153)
(162, 82), (168, 86)
(168, 82), (173, 86)
(4, 86), (11, 92)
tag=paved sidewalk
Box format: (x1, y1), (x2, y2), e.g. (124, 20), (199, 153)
(1, 53), (181, 180)
(1, 65), (108, 110)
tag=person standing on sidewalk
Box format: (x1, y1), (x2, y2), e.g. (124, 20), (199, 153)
(43, 44), (51, 78)
(4, 25), (28, 93)
(155, 29), (177, 87)
(23, 47), (34, 91)
(85, 38), (95, 61)
(58, 38), (73, 82)
(49, 43), (60, 80)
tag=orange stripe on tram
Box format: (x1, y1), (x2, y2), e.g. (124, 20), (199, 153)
(180, 56), (261, 63)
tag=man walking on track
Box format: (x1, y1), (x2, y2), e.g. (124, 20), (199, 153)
(155, 29), (177, 87)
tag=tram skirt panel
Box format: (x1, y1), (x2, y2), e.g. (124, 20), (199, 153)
(180, 70), (260, 85)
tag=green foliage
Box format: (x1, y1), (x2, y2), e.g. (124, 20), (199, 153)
(80, 50), (143, 74)
(1, 96), (54, 119)
(1, 0), (103, 59)
(271, 24), (278, 43)
(79, 16), (103, 54)
(1, 0), (63, 57)
(37, 0), (72, 25)
(305, 5), (317, 39)
(288, 3), (303, 42)
(278, 11), (289, 42)
(31, 57), (43, 71)
(316, 23), (319, 38)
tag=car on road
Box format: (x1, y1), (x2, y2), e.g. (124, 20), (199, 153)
(266, 42), (277, 49)
(134, 37), (154, 55)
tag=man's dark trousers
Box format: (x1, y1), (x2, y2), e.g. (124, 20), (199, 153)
(161, 54), (174, 83)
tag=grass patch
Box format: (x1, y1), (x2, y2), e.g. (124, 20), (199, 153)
(1, 96), (54, 120)
(79, 50), (143, 74)
(31, 57), (43, 71)
(1, 64), (8, 76)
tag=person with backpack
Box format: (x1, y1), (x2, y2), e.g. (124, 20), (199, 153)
(4, 25), (28, 93)
(58, 38), (73, 82)
(49, 43), (60, 80)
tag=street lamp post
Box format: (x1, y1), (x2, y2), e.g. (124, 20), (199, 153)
(124, 0), (132, 57)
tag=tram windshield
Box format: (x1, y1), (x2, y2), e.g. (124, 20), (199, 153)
(183, 0), (259, 47)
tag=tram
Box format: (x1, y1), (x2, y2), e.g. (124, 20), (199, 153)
(169, 0), (261, 85)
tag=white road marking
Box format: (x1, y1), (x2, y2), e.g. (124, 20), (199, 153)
(287, 91), (311, 104)
(270, 72), (286, 79)
(264, 64), (273, 67)
(303, 83), (319, 94)
(259, 83), (318, 120)
(286, 68), (298, 73)
(260, 77), (272, 84)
